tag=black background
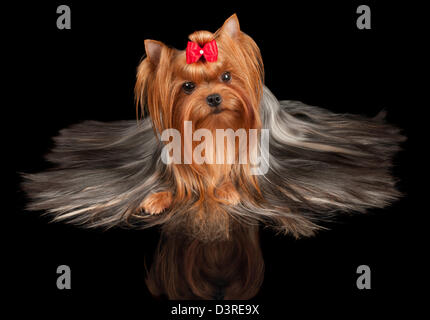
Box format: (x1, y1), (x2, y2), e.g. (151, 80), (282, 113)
(5, 0), (423, 317)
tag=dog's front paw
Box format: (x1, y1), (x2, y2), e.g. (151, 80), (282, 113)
(215, 182), (240, 205)
(140, 191), (172, 215)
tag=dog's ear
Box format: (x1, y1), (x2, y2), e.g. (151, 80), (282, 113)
(220, 14), (241, 39)
(144, 40), (164, 66)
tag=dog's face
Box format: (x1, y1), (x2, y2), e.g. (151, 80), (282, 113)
(135, 14), (264, 135)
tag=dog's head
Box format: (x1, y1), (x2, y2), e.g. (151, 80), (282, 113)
(135, 14), (264, 135)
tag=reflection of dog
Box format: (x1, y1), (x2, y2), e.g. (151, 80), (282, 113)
(22, 14), (403, 241)
(146, 222), (264, 300)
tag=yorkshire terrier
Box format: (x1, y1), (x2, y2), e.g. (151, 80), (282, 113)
(22, 14), (404, 299)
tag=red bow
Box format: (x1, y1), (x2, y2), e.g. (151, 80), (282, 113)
(186, 40), (218, 64)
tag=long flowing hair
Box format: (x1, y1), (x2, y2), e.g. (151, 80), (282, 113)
(21, 86), (404, 239)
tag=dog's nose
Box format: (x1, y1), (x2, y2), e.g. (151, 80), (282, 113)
(206, 93), (222, 107)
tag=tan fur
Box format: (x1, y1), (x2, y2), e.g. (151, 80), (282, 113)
(135, 14), (264, 218)
(140, 191), (173, 215)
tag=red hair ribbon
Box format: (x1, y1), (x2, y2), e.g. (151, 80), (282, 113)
(186, 40), (218, 64)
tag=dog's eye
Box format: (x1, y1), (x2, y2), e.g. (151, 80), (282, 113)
(221, 72), (231, 82)
(182, 81), (196, 94)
